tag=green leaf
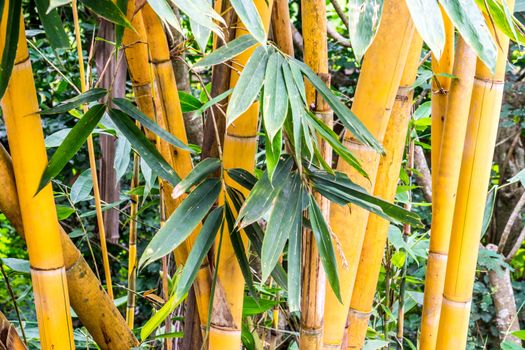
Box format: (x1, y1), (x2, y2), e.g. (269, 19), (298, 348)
(226, 168), (258, 190)
(0, 0), (22, 100)
(70, 169), (93, 203)
(38, 104), (106, 193)
(226, 46), (269, 126)
(112, 98), (194, 152)
(500, 340), (524, 350)
(114, 135), (131, 183)
(242, 296), (279, 316)
(141, 290), (184, 340)
(49, 0), (71, 11)
(57, 205), (76, 220)
(40, 88), (107, 114)
(263, 53), (288, 141)
(282, 60), (304, 168)
(291, 58), (383, 153)
(348, 0), (384, 61)
(265, 129), (282, 183)
(406, 0), (446, 59)
(139, 178), (221, 268)
(1, 257), (30, 274)
(35, 0), (69, 49)
(308, 195), (341, 301)
(482, 185), (498, 237)
(193, 34), (258, 68)
(511, 330), (525, 340)
(172, 0), (223, 38)
(174, 206), (224, 300)
(288, 216), (302, 313)
(439, 0), (498, 72)
(172, 158), (221, 199)
(508, 167), (525, 187)
(81, 0), (132, 28)
(179, 91), (203, 113)
(229, 0), (267, 44)
(475, 0), (525, 45)
(147, 0), (182, 33)
(195, 88), (233, 116)
(108, 108), (181, 186)
(261, 173), (302, 281)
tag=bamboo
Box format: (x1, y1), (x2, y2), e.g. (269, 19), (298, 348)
(0, 310), (26, 350)
(323, 1), (415, 348)
(300, 0), (331, 348)
(208, 1), (274, 348)
(126, 153), (140, 328)
(431, 10), (455, 195)
(419, 36), (478, 350)
(435, 3), (514, 348)
(271, 0), (294, 56)
(345, 36), (423, 349)
(0, 13), (75, 349)
(0, 144), (138, 349)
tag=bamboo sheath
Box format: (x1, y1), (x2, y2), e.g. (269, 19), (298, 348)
(0, 16), (75, 349)
(300, 0), (331, 348)
(419, 36), (478, 350)
(208, 1), (274, 348)
(323, 2), (415, 348)
(435, 3), (514, 348)
(346, 36), (423, 349)
(0, 311), (26, 349)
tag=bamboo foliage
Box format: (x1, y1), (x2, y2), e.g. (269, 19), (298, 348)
(419, 36), (478, 350)
(346, 35), (423, 350)
(323, 1), (415, 347)
(435, 2), (515, 348)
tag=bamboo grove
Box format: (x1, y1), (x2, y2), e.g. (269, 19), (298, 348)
(0, 0), (524, 349)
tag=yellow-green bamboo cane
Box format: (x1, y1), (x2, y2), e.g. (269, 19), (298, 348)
(0, 145), (138, 350)
(435, 3), (514, 348)
(345, 36), (423, 349)
(323, 1), (415, 348)
(126, 153), (140, 328)
(419, 36), (478, 350)
(271, 0), (294, 56)
(0, 15), (75, 349)
(208, 1), (274, 348)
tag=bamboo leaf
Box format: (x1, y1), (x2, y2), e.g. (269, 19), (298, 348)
(291, 58), (383, 153)
(49, 0), (71, 11)
(81, 0), (132, 28)
(288, 214), (302, 313)
(229, 0), (267, 44)
(193, 34), (258, 68)
(70, 169), (93, 203)
(147, 0), (183, 33)
(108, 108), (181, 186)
(174, 206), (224, 300)
(139, 178), (221, 268)
(406, 0), (446, 59)
(40, 88), (107, 115)
(179, 91), (203, 112)
(38, 104), (106, 193)
(112, 98), (194, 152)
(242, 296), (279, 316)
(282, 60), (305, 168)
(0, 0), (22, 100)
(226, 168), (258, 190)
(172, 158), (221, 199)
(308, 195), (341, 301)
(475, 0), (525, 44)
(141, 287), (184, 340)
(172, 0), (223, 39)
(348, 0), (384, 61)
(265, 129), (282, 183)
(263, 53), (288, 141)
(35, 0), (70, 49)
(439, 0), (498, 72)
(226, 46), (269, 126)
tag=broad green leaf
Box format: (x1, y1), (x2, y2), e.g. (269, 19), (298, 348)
(348, 0), (384, 61)
(81, 0), (132, 28)
(265, 129), (282, 183)
(226, 168), (258, 190)
(0, 257), (30, 274)
(0, 0), (21, 100)
(511, 330), (525, 340)
(112, 98), (193, 152)
(229, 0), (267, 44)
(406, 0), (446, 59)
(35, 0), (69, 49)
(308, 195), (341, 301)
(195, 88), (233, 116)
(500, 341), (523, 350)
(108, 108), (181, 186)
(139, 178), (221, 268)
(482, 185), (498, 237)
(288, 216), (302, 313)
(282, 61), (304, 168)
(191, 18), (212, 52)
(291, 58), (383, 153)
(226, 46), (269, 125)
(70, 169), (93, 203)
(193, 34), (258, 68)
(242, 296), (279, 316)
(141, 289), (184, 340)
(173, 0), (223, 39)
(508, 167), (525, 186)
(49, 0), (71, 11)
(140, 157), (156, 198)
(174, 206), (223, 300)
(40, 88), (107, 114)
(114, 135), (131, 183)
(261, 173), (302, 281)
(179, 91), (203, 112)
(440, 0), (498, 72)
(263, 53), (288, 141)
(475, 0), (525, 44)
(147, 0), (183, 33)
(172, 158), (221, 199)
(57, 205), (76, 220)
(38, 104), (106, 193)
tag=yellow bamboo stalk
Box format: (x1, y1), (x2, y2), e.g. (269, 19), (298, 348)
(71, 0), (113, 299)
(323, 1), (415, 348)
(271, 0), (294, 56)
(419, 36), (478, 350)
(431, 10), (454, 196)
(0, 310), (26, 349)
(0, 144), (138, 349)
(208, 1), (274, 348)
(0, 14), (75, 349)
(126, 153), (140, 328)
(345, 35), (423, 349)
(435, 3), (514, 348)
